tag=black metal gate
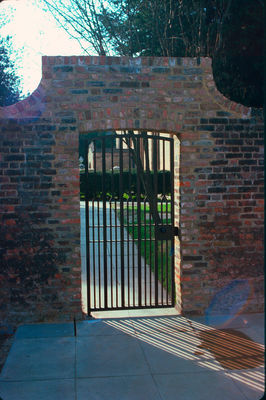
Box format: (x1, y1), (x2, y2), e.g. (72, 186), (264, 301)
(83, 132), (177, 313)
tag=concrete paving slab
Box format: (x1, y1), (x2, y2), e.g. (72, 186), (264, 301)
(136, 331), (221, 374)
(76, 334), (150, 378)
(153, 371), (247, 400)
(77, 375), (161, 400)
(239, 326), (265, 345)
(0, 379), (75, 400)
(15, 323), (74, 339)
(185, 314), (265, 359)
(129, 314), (191, 328)
(77, 319), (135, 336)
(225, 368), (265, 400)
(186, 312), (264, 331)
(185, 314), (264, 371)
(1, 337), (75, 380)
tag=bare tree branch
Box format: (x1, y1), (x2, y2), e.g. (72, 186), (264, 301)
(122, 131), (162, 225)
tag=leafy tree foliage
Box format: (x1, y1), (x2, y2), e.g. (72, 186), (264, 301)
(42, 0), (264, 107)
(0, 38), (21, 106)
(212, 0), (264, 108)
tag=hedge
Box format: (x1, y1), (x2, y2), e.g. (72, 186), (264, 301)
(80, 171), (171, 200)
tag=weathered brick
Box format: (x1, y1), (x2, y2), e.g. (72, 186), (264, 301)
(53, 66), (73, 72)
(120, 81), (140, 88)
(103, 89), (122, 94)
(152, 67), (170, 73)
(70, 89), (88, 94)
(5, 155), (25, 161)
(86, 81), (105, 87)
(197, 125), (215, 131)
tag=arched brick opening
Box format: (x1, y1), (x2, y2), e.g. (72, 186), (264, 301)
(0, 56), (263, 326)
(79, 128), (181, 314)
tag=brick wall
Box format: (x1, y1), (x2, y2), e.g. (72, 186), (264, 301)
(178, 114), (264, 315)
(0, 119), (81, 326)
(0, 56), (263, 326)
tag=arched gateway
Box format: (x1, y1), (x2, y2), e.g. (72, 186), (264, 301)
(0, 56), (263, 325)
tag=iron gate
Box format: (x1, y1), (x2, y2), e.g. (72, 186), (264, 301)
(83, 132), (177, 313)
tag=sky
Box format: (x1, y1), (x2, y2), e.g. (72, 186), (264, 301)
(0, 0), (89, 97)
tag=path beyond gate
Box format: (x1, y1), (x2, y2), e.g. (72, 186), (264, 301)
(83, 133), (177, 313)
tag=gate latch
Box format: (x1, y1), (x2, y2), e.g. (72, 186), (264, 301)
(155, 225), (174, 240)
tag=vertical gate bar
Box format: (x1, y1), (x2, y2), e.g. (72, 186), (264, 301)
(163, 139), (166, 194)
(127, 141), (131, 307)
(92, 139), (96, 309)
(143, 135), (147, 307)
(164, 139), (169, 305)
(92, 194), (96, 309)
(119, 137), (125, 308)
(170, 138), (175, 306)
(153, 136), (159, 306)
(149, 199), (152, 306)
(132, 186), (135, 307)
(102, 138), (108, 309)
(160, 139), (164, 305)
(160, 189), (163, 306)
(94, 139), (99, 309)
(131, 139), (135, 307)
(126, 198), (129, 307)
(148, 136), (152, 306)
(166, 239), (169, 305)
(97, 141), (101, 309)
(110, 138), (114, 308)
(115, 136), (119, 307)
(115, 199), (118, 308)
(144, 197), (147, 307)
(136, 137), (142, 306)
(161, 138), (165, 305)
(84, 138), (91, 314)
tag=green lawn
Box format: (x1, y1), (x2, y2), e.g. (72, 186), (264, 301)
(132, 203), (171, 213)
(123, 204), (174, 296)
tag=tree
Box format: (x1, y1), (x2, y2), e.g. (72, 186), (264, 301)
(123, 130), (162, 224)
(0, 37), (21, 106)
(212, 0), (264, 108)
(0, 1), (22, 106)
(41, 0), (110, 55)
(42, 0), (264, 108)
(41, 0), (225, 57)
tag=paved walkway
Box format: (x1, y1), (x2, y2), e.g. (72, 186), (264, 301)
(0, 310), (264, 400)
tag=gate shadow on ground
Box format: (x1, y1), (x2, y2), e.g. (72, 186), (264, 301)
(99, 316), (264, 392)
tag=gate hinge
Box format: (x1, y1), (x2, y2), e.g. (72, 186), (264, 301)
(155, 225), (179, 240)
(174, 227), (179, 237)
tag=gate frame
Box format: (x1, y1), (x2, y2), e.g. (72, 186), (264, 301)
(83, 132), (178, 314)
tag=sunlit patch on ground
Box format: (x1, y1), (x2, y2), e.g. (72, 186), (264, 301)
(198, 328), (264, 370)
(104, 315), (265, 392)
